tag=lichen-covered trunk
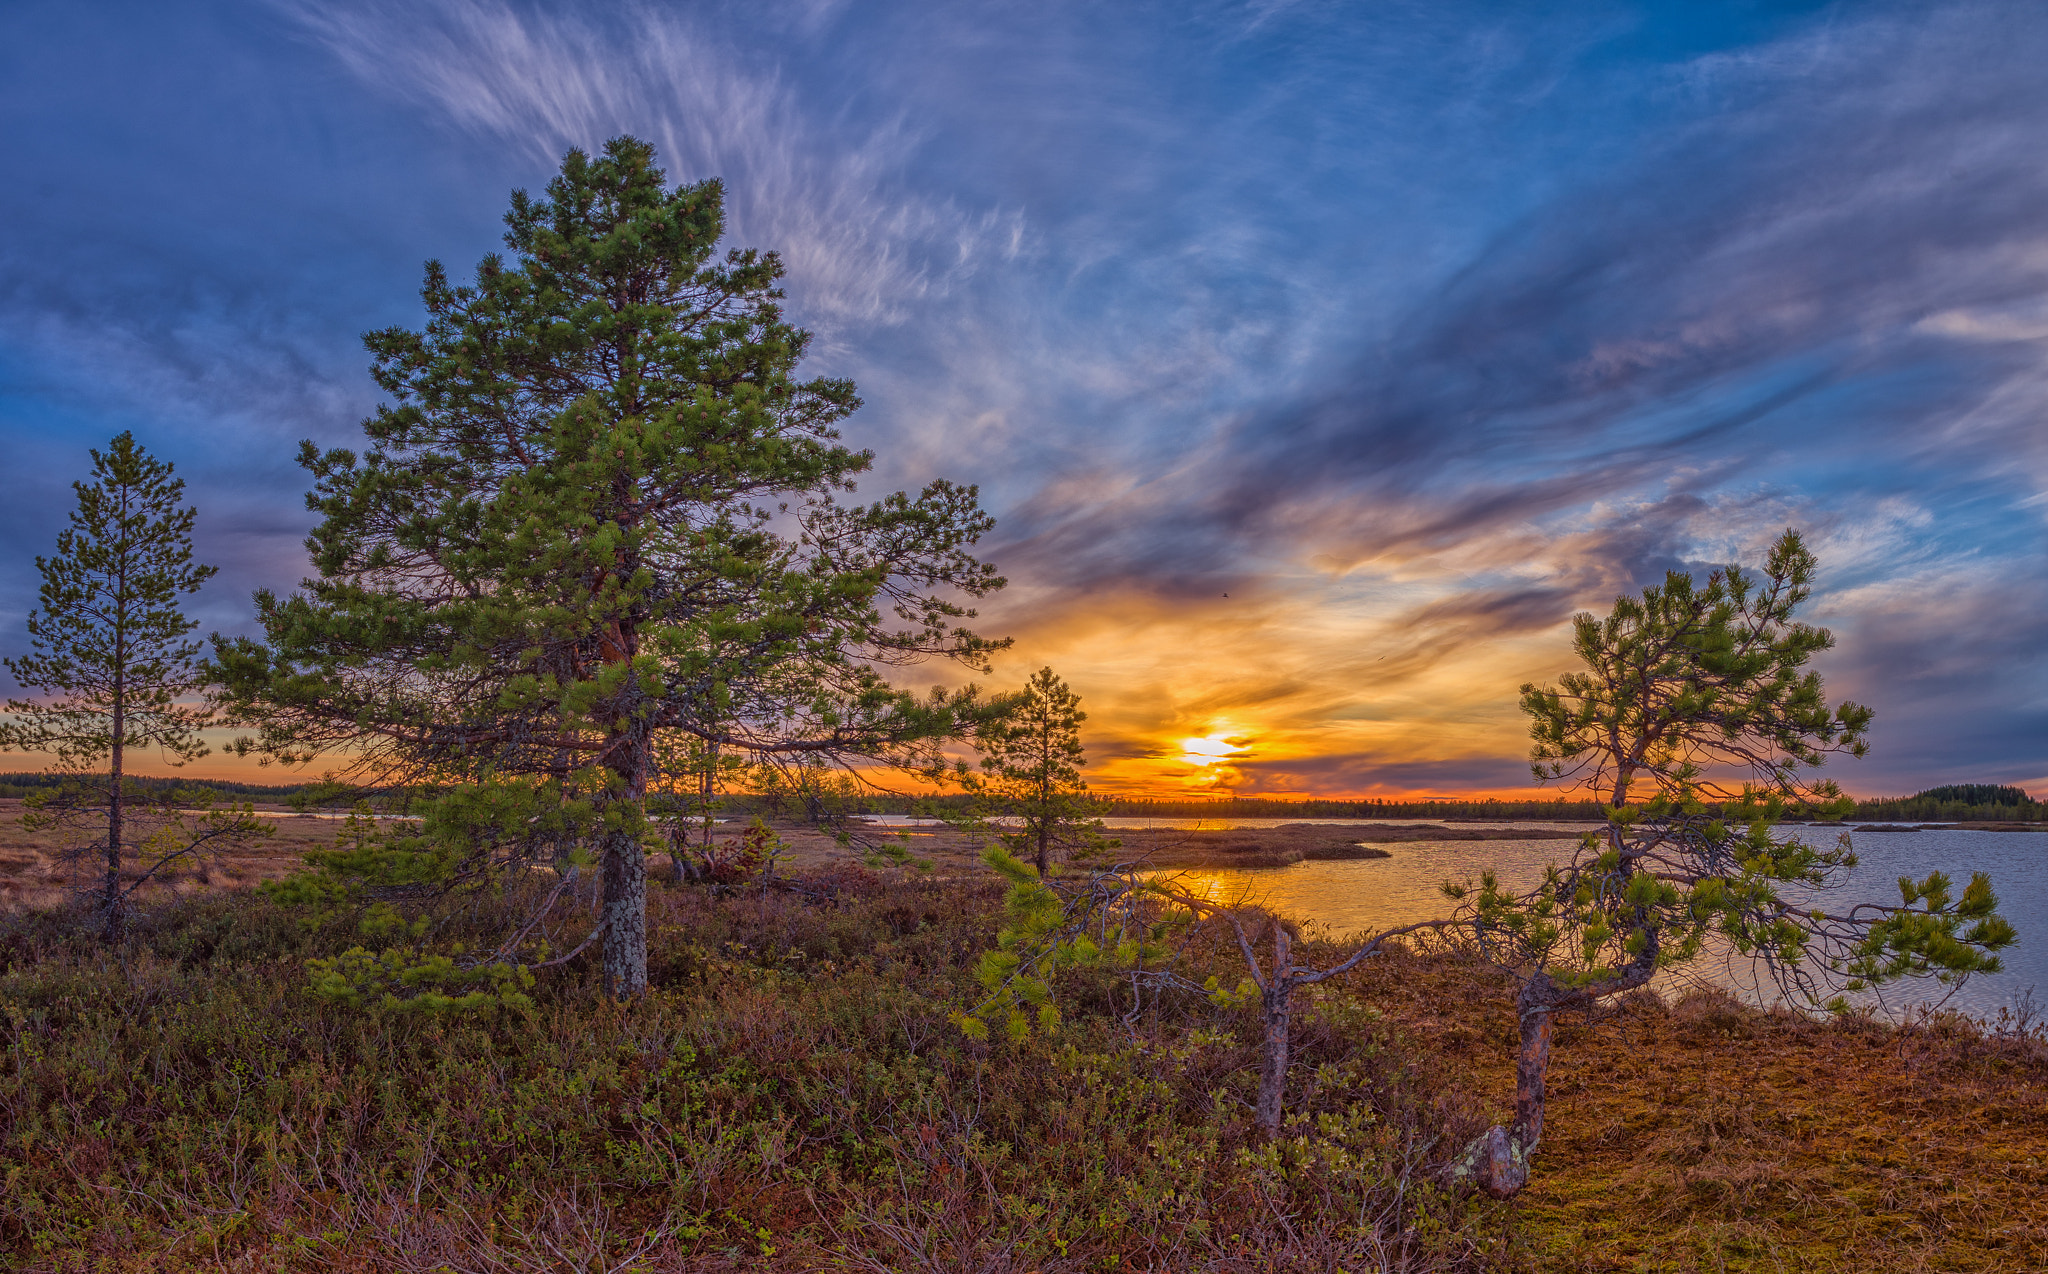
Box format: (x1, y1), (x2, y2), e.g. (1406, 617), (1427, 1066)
(599, 709), (652, 997)
(601, 820), (648, 998)
(597, 608), (650, 998)
(1255, 926), (1291, 1139)
(600, 725), (651, 998)
(1513, 996), (1554, 1148)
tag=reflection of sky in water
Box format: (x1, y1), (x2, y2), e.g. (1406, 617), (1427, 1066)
(862, 815), (1604, 832)
(1148, 828), (2048, 1020)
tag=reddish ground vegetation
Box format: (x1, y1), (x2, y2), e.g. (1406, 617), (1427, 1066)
(1351, 950), (2048, 1271)
(2, 810), (2042, 1271)
(0, 870), (1501, 1272)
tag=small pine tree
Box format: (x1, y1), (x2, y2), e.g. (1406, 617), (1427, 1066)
(969, 667), (1114, 876)
(1450, 529), (2014, 1197)
(1, 434), (261, 937)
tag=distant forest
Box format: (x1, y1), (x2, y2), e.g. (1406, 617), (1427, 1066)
(0, 772), (308, 800)
(1852, 784), (2045, 823)
(1088, 791), (2045, 823)
(0, 772), (2038, 823)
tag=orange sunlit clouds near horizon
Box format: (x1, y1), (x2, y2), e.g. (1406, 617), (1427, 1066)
(0, 542), (1614, 800)
(955, 558), (1594, 801)
(0, 524), (1972, 802)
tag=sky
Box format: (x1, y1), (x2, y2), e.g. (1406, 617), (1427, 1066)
(1, 0), (2043, 799)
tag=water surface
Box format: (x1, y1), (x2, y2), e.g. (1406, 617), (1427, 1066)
(1145, 824), (2045, 1019)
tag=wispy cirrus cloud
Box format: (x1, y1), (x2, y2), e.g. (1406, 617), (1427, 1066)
(274, 0), (1025, 334)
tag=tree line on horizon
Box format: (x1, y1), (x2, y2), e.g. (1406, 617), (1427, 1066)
(0, 136), (2020, 1204)
(1086, 789), (2046, 822)
(5, 773), (2034, 826)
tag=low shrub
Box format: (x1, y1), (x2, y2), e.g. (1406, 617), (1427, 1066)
(0, 872), (1500, 1272)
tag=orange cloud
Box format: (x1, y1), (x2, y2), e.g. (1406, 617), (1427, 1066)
(963, 560), (1587, 799)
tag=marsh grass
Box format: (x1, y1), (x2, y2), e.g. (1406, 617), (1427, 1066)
(0, 870), (1499, 1272)
(8, 858), (2045, 1272)
(1349, 955), (2048, 1272)
(0, 799), (340, 911)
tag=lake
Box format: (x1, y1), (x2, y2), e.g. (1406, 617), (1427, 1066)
(1109, 820), (2046, 1020)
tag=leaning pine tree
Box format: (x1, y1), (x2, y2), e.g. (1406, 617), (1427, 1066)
(214, 137), (1004, 996)
(1447, 529), (2015, 1196)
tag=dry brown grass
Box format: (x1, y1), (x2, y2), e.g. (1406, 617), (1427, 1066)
(0, 805), (999, 912)
(1349, 950), (2048, 1271)
(0, 799), (346, 909)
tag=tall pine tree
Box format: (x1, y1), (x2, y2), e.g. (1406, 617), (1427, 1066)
(214, 137), (1003, 995)
(3, 433), (220, 937)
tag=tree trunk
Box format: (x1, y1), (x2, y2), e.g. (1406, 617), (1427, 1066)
(600, 720), (652, 997)
(594, 585), (650, 996)
(1513, 993), (1555, 1150)
(601, 823), (649, 997)
(104, 548), (131, 945)
(1255, 925), (1291, 1138)
(1456, 978), (1559, 1197)
(105, 682), (124, 943)
(701, 739), (717, 854)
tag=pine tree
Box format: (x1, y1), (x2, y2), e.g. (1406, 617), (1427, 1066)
(2, 433), (228, 937)
(970, 667), (1112, 876)
(213, 138), (1003, 996)
(1448, 529), (2014, 1196)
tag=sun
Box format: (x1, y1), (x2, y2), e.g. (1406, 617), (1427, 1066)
(1177, 735), (1247, 767)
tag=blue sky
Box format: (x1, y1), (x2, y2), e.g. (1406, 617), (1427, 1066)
(2, 0), (2042, 796)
